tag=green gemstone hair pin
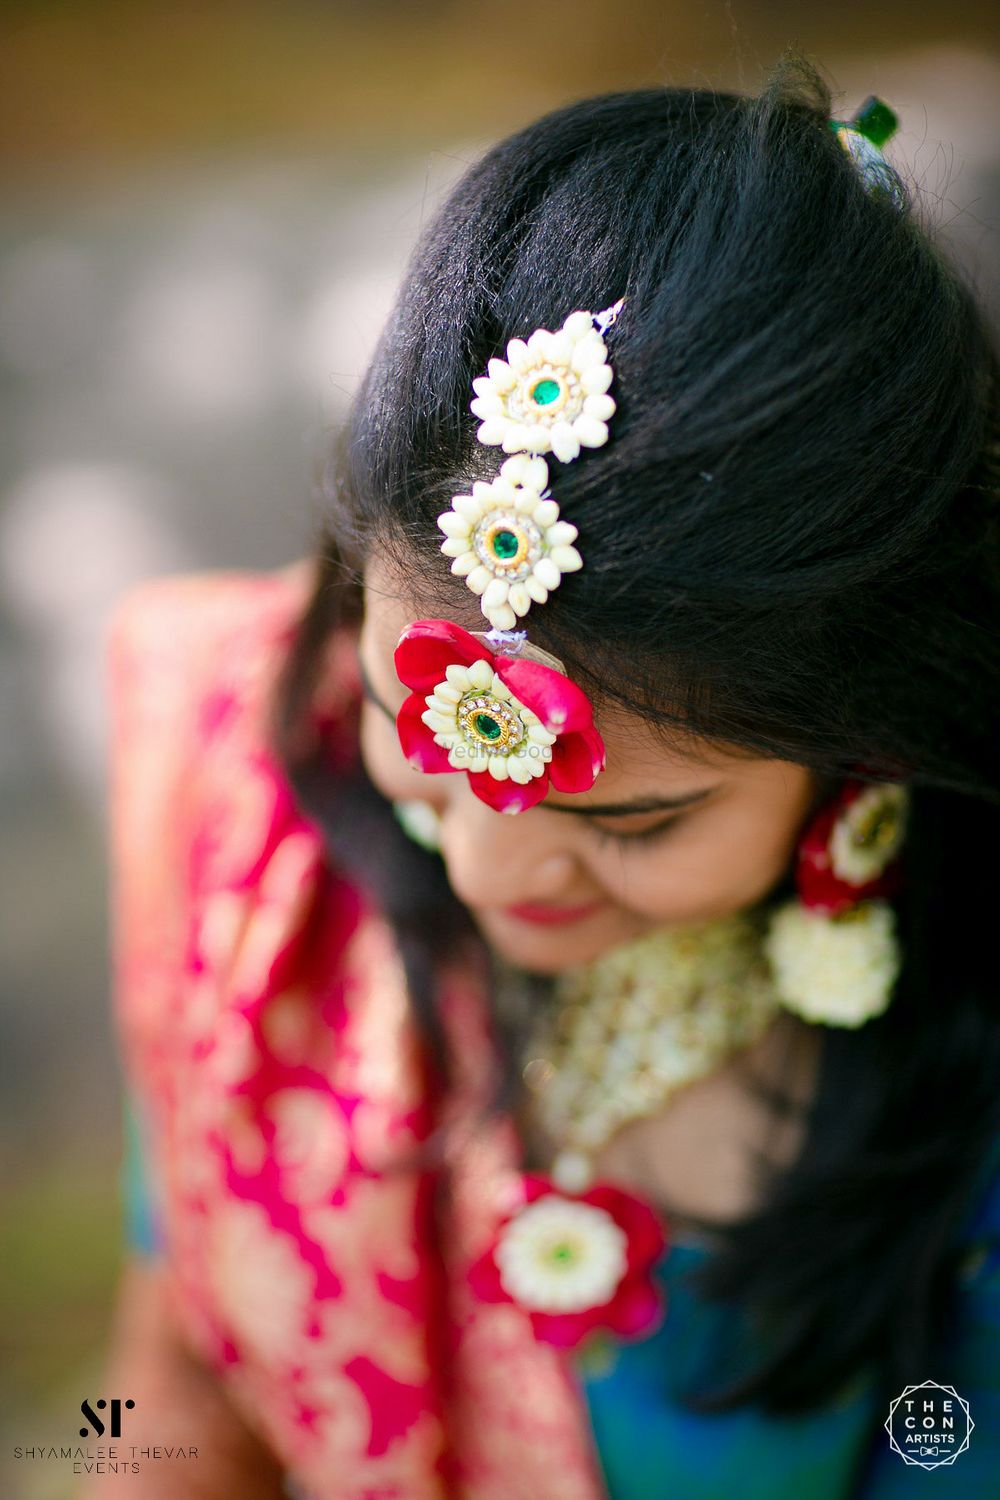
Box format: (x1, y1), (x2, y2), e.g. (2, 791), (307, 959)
(829, 95), (903, 207)
(436, 300), (623, 632)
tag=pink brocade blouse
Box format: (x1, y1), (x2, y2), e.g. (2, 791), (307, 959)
(106, 561), (615, 1500)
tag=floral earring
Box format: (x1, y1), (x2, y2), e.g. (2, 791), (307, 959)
(763, 771), (911, 1027)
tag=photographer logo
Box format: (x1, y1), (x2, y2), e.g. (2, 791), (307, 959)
(885, 1381), (973, 1468)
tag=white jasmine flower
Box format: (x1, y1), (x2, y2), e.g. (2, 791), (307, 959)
(764, 898), (901, 1027)
(495, 1196), (628, 1312)
(471, 310), (616, 461)
(419, 654), (557, 786)
(829, 783), (910, 885)
(391, 798), (442, 851)
(436, 454), (583, 630)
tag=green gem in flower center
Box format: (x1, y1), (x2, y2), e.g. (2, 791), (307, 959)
(550, 1241), (576, 1264)
(853, 808), (898, 849)
(531, 378), (561, 407)
(473, 712), (502, 740)
(458, 691), (524, 752)
(491, 529), (520, 560)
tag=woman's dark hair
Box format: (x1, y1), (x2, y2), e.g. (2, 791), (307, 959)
(271, 50), (1000, 1420)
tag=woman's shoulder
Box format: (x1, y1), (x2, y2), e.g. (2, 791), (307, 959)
(107, 558), (317, 689)
(106, 555), (362, 807)
(106, 559), (365, 1048)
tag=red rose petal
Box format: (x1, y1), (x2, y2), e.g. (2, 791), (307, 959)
(584, 1183), (668, 1271)
(603, 1276), (667, 1340)
(530, 1305), (607, 1350)
(547, 726), (606, 793)
(519, 1174), (559, 1205)
(467, 767), (551, 814)
(394, 619), (493, 693)
(492, 655), (595, 735)
(395, 696), (457, 773)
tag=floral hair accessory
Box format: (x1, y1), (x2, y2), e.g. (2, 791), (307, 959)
(436, 454), (582, 633)
(467, 1170), (667, 1350)
(470, 303), (621, 461)
(764, 774), (910, 1027)
(394, 617), (605, 815)
(437, 299), (623, 632)
(395, 299), (622, 810)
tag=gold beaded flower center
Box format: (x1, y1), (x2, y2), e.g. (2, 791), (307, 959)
(851, 805), (900, 850)
(508, 364), (584, 425)
(458, 692), (526, 752)
(475, 513), (541, 577)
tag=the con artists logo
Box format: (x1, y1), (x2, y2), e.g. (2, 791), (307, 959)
(885, 1382), (973, 1467)
(79, 1397), (135, 1439)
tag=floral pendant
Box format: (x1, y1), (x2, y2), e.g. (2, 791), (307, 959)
(467, 1171), (668, 1350)
(393, 617), (606, 814)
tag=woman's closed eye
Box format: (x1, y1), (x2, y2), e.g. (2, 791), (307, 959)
(589, 815), (686, 851)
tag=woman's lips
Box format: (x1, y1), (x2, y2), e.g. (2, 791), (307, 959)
(501, 899), (607, 926)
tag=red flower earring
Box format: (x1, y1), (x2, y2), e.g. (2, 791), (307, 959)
(763, 769), (911, 1027)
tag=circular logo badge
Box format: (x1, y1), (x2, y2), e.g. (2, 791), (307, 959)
(885, 1381), (973, 1468)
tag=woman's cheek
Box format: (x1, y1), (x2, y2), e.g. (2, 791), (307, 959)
(578, 817), (773, 924)
(358, 706), (408, 801)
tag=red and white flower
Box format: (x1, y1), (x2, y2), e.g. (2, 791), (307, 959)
(763, 774), (911, 1029)
(764, 897), (902, 1028)
(393, 618), (605, 814)
(468, 1172), (668, 1350)
(796, 777), (909, 917)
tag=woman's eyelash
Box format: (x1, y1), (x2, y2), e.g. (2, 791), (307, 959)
(589, 816), (683, 850)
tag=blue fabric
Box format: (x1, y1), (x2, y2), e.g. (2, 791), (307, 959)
(121, 1092), (165, 1257)
(572, 1132), (1000, 1497)
(122, 1092), (1000, 1492)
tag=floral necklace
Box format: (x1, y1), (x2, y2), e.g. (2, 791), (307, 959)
(462, 909), (782, 1352)
(397, 777), (909, 1354)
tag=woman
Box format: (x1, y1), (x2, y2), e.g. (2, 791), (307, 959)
(84, 53), (1000, 1499)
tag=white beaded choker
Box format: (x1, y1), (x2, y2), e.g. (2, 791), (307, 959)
(494, 908), (784, 1195)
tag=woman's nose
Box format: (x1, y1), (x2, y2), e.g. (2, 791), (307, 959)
(437, 783), (578, 909)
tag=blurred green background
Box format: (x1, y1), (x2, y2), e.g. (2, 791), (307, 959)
(1, 3), (998, 1497)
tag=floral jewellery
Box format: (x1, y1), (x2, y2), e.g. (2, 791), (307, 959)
(391, 797), (442, 851)
(466, 911), (784, 1350)
(393, 617), (605, 815)
(436, 300), (622, 632)
(391, 301), (624, 818)
(469, 774), (911, 1343)
(511, 910), (785, 1198)
(436, 453), (584, 635)
(763, 774), (910, 1028)
(466, 1171), (668, 1351)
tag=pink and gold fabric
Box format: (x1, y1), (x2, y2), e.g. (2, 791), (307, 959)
(106, 561), (613, 1499)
